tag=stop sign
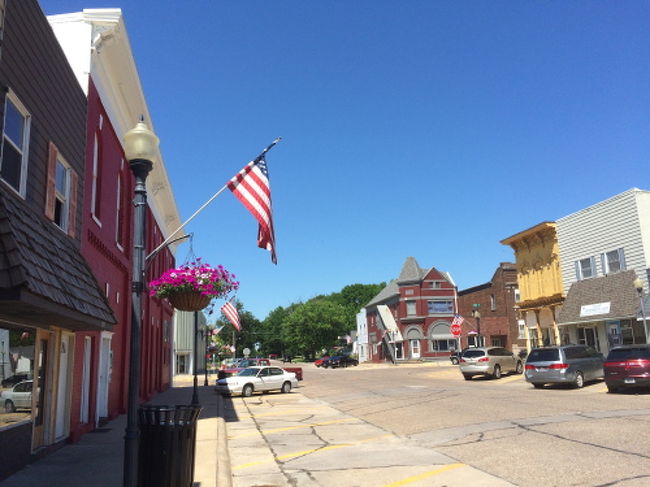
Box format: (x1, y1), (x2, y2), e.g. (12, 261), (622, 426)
(450, 323), (462, 336)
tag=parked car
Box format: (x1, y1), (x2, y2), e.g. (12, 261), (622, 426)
(459, 347), (523, 380)
(314, 356), (330, 367)
(327, 356), (358, 368)
(1, 380), (32, 412)
(215, 366), (298, 397)
(219, 358), (271, 379)
(1, 373), (31, 389)
(604, 345), (650, 393)
(524, 345), (604, 389)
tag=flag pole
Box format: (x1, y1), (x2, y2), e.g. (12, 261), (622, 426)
(146, 137), (282, 261)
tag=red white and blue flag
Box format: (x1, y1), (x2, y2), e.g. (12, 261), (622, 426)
(221, 301), (241, 331)
(228, 156), (277, 264)
(451, 314), (464, 327)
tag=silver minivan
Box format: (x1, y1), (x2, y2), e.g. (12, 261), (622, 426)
(525, 345), (604, 389)
(459, 347), (523, 380)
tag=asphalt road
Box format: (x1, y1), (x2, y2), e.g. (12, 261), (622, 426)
(295, 361), (650, 487)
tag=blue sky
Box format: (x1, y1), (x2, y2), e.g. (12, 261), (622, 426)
(40, 1), (650, 322)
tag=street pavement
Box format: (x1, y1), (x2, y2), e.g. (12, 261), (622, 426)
(0, 362), (520, 487)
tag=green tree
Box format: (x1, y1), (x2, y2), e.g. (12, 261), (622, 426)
(282, 300), (348, 360)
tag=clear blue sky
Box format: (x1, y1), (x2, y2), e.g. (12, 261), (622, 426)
(40, 1), (650, 322)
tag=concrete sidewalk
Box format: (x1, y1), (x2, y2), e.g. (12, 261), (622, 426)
(0, 374), (230, 487)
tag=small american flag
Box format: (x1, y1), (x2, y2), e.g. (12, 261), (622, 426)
(221, 301), (241, 331)
(228, 156), (277, 264)
(451, 314), (464, 327)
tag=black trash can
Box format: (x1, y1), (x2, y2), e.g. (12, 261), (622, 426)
(138, 405), (201, 487)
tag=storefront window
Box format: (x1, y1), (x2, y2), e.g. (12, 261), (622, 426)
(0, 326), (35, 425)
(620, 320), (646, 345)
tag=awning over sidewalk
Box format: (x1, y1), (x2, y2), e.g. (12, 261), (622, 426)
(557, 270), (639, 326)
(0, 195), (115, 331)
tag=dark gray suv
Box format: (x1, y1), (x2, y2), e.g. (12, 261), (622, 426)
(524, 345), (604, 389)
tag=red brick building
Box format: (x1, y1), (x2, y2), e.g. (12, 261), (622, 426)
(456, 262), (524, 354)
(365, 257), (458, 362)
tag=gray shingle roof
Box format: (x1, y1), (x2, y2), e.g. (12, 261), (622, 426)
(0, 194), (115, 330)
(366, 279), (399, 308)
(397, 256), (426, 284)
(558, 270), (639, 325)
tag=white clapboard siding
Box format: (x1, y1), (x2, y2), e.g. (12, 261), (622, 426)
(556, 188), (649, 293)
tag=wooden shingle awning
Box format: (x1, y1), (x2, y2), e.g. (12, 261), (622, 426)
(0, 194), (115, 331)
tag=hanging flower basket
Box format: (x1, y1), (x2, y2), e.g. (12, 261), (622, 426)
(168, 291), (212, 312)
(149, 258), (239, 313)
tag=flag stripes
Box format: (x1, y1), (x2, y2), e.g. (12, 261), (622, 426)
(221, 301), (241, 331)
(228, 156), (277, 264)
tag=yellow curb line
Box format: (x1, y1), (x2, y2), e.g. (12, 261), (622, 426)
(382, 463), (465, 486)
(232, 434), (393, 470)
(229, 417), (357, 439)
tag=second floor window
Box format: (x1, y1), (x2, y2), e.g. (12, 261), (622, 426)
(406, 301), (416, 316)
(1, 94), (30, 196)
(576, 257), (596, 280)
(54, 158), (70, 230)
(602, 248), (625, 274)
(427, 300), (453, 314)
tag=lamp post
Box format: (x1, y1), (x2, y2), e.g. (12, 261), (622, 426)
(204, 326), (210, 386)
(191, 311), (200, 406)
(471, 304), (482, 347)
(634, 278), (649, 344)
(123, 118), (158, 487)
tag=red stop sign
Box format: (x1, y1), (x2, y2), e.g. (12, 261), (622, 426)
(450, 323), (462, 336)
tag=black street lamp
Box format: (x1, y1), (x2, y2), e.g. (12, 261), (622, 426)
(471, 305), (482, 347)
(634, 278), (649, 344)
(204, 325), (211, 386)
(123, 118), (159, 487)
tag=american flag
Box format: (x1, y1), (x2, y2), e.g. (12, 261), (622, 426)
(228, 156), (277, 264)
(451, 314), (465, 327)
(221, 301), (241, 331)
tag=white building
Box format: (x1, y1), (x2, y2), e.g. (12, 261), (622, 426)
(355, 309), (369, 363)
(556, 188), (650, 352)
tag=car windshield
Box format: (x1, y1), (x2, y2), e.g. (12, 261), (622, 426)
(527, 349), (560, 362)
(237, 368), (260, 377)
(607, 347), (650, 360)
(462, 350), (485, 358)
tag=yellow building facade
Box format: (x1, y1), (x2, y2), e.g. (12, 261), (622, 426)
(501, 222), (564, 351)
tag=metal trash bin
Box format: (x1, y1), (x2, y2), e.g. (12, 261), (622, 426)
(138, 405), (201, 487)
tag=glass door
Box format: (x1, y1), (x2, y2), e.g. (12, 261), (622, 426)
(410, 339), (421, 359)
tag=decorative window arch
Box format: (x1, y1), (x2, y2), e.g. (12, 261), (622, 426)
(405, 326), (424, 340)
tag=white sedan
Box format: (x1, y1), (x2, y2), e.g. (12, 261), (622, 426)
(215, 366), (298, 397)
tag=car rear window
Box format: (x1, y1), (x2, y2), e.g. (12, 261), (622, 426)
(463, 350), (485, 358)
(607, 347), (650, 360)
(527, 349), (560, 362)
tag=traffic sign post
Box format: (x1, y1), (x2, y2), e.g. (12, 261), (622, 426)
(451, 323), (462, 336)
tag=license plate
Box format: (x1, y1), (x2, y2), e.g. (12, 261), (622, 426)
(624, 378), (636, 384)
(536, 367), (548, 371)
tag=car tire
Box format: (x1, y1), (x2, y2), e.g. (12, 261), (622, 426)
(463, 374), (472, 380)
(451, 357), (459, 365)
(606, 384), (619, 394)
(533, 383), (544, 389)
(573, 371), (584, 389)
(5, 399), (15, 413)
(515, 361), (523, 374)
(281, 381), (292, 393)
(492, 365), (502, 379)
(242, 384), (254, 397)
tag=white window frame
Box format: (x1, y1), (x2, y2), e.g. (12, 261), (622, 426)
(406, 301), (416, 316)
(575, 256), (596, 280)
(0, 91), (30, 197)
(490, 294), (496, 311)
(602, 248), (625, 274)
(53, 155), (71, 232)
(91, 133), (102, 227)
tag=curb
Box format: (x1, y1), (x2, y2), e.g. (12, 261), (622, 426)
(215, 392), (232, 487)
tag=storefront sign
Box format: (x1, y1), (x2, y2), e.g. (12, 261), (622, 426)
(580, 302), (610, 317)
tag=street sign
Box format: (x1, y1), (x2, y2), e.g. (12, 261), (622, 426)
(451, 323), (462, 336)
